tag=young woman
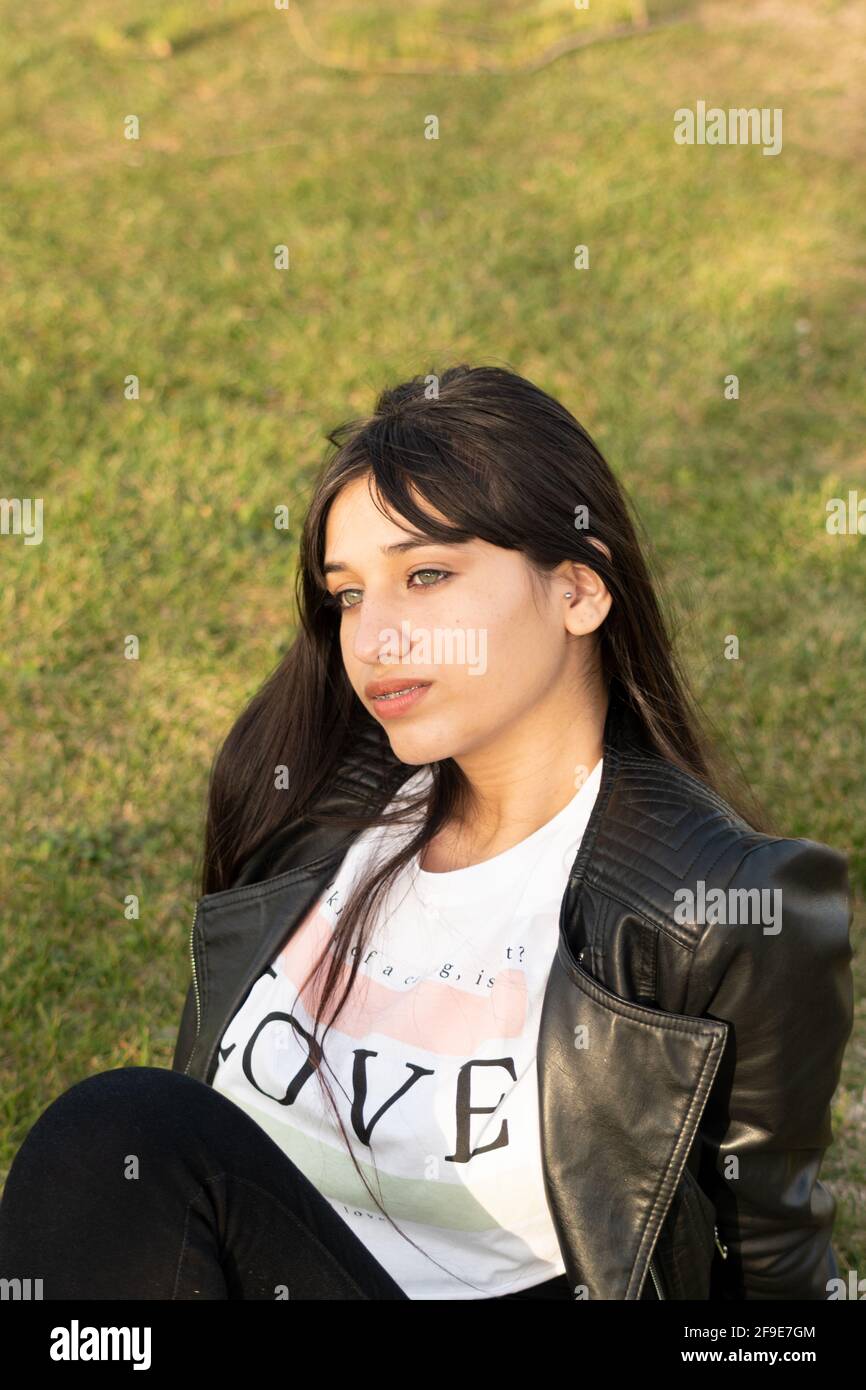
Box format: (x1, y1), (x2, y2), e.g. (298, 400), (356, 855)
(0, 364), (854, 1301)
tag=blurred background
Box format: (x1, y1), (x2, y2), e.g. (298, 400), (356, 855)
(1, 0), (864, 1264)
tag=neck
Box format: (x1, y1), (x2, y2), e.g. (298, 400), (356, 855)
(421, 675), (609, 872)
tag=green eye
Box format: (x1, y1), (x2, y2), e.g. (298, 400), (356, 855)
(326, 567), (452, 612)
(409, 567), (451, 588)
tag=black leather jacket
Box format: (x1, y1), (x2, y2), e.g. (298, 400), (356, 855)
(171, 690), (855, 1300)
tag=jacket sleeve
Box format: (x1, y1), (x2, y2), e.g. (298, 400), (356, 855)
(170, 979), (198, 1074)
(685, 836), (854, 1300)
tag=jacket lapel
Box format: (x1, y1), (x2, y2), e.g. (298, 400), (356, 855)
(534, 687), (729, 1298)
(537, 939), (727, 1298)
(185, 857), (344, 1085)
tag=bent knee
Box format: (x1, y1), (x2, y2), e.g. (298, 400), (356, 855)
(10, 1067), (208, 1164)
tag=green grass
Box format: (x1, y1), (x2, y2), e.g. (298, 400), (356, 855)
(1, 0), (864, 1270)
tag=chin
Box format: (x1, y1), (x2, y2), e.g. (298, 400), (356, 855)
(384, 726), (458, 767)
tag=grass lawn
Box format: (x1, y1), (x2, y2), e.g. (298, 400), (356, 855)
(1, 0), (864, 1269)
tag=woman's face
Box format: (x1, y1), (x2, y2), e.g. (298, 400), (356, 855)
(321, 474), (608, 768)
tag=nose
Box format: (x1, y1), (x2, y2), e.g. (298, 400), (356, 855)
(350, 588), (415, 668)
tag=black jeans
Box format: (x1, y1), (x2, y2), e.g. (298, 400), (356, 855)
(0, 1067), (572, 1301)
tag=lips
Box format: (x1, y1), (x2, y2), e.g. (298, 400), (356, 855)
(365, 677), (433, 702)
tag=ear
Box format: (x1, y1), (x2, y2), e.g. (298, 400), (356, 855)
(555, 553), (612, 636)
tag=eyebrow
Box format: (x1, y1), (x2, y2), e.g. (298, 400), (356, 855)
(322, 536), (469, 577)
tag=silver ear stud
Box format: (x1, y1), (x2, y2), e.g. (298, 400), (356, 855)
(564, 592), (573, 598)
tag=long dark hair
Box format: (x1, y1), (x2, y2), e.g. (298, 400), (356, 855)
(199, 363), (769, 1291)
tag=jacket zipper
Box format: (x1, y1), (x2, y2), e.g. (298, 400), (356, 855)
(183, 902), (202, 1076)
(648, 1225), (727, 1299)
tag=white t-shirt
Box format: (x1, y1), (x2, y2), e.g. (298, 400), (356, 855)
(211, 757), (603, 1299)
